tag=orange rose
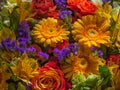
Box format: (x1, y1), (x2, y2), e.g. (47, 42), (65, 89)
(31, 61), (70, 90)
(32, 0), (58, 18)
(67, 0), (97, 17)
(77, 1), (97, 16)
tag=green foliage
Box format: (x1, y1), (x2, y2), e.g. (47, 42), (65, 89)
(17, 82), (26, 90)
(71, 66), (112, 90)
(9, 6), (19, 33)
(7, 76), (26, 90)
(72, 73), (101, 90)
(10, 75), (20, 82)
(99, 65), (112, 90)
(0, 5), (19, 33)
(100, 44), (108, 59)
(8, 82), (16, 90)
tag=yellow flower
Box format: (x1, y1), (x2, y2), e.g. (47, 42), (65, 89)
(32, 18), (70, 47)
(0, 65), (11, 90)
(113, 69), (120, 90)
(11, 54), (39, 80)
(96, 3), (112, 20)
(61, 47), (105, 80)
(0, 28), (16, 43)
(0, 51), (17, 62)
(112, 13), (120, 48)
(72, 14), (111, 47)
(16, 0), (34, 22)
(8, 0), (17, 3)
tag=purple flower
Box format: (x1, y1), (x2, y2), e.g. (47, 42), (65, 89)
(102, 0), (110, 2)
(61, 48), (70, 57)
(68, 44), (80, 55)
(91, 46), (103, 57)
(59, 9), (72, 19)
(73, 48), (78, 55)
(68, 44), (75, 50)
(91, 46), (98, 51)
(98, 50), (103, 58)
(1, 38), (17, 51)
(17, 20), (30, 46)
(26, 83), (32, 90)
(53, 48), (60, 55)
(76, 44), (80, 50)
(15, 47), (25, 53)
(26, 47), (36, 53)
(38, 52), (49, 59)
(54, 0), (66, 8)
(0, 45), (3, 49)
(53, 48), (70, 61)
(58, 53), (64, 61)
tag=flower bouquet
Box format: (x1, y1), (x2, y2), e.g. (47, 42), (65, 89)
(0, 0), (120, 90)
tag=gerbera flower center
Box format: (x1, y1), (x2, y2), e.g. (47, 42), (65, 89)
(73, 56), (88, 73)
(79, 58), (88, 68)
(87, 29), (98, 37)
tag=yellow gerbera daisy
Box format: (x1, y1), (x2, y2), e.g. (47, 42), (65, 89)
(11, 54), (39, 80)
(72, 14), (111, 47)
(32, 18), (70, 47)
(61, 47), (105, 81)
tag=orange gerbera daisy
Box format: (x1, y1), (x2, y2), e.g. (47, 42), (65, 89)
(61, 47), (105, 81)
(72, 14), (111, 47)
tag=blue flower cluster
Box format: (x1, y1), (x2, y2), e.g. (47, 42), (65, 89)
(38, 51), (49, 60)
(53, 44), (80, 61)
(91, 46), (103, 58)
(17, 20), (30, 46)
(54, 0), (72, 19)
(0, 20), (35, 53)
(102, 0), (110, 2)
(54, 0), (67, 8)
(59, 10), (72, 19)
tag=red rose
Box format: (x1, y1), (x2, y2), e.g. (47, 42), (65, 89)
(67, 0), (97, 17)
(32, 0), (58, 18)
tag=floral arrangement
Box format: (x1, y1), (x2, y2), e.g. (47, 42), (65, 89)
(0, 0), (120, 90)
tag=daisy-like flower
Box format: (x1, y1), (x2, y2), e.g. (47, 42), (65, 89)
(11, 54), (39, 80)
(32, 18), (70, 47)
(72, 14), (111, 47)
(61, 47), (105, 81)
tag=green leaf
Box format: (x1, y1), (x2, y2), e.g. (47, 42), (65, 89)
(72, 73), (86, 85)
(100, 44), (108, 59)
(85, 74), (100, 88)
(99, 65), (112, 90)
(8, 82), (16, 90)
(99, 65), (111, 78)
(17, 82), (26, 90)
(110, 18), (116, 32)
(0, 22), (3, 30)
(9, 6), (19, 33)
(0, 7), (9, 17)
(10, 75), (20, 82)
